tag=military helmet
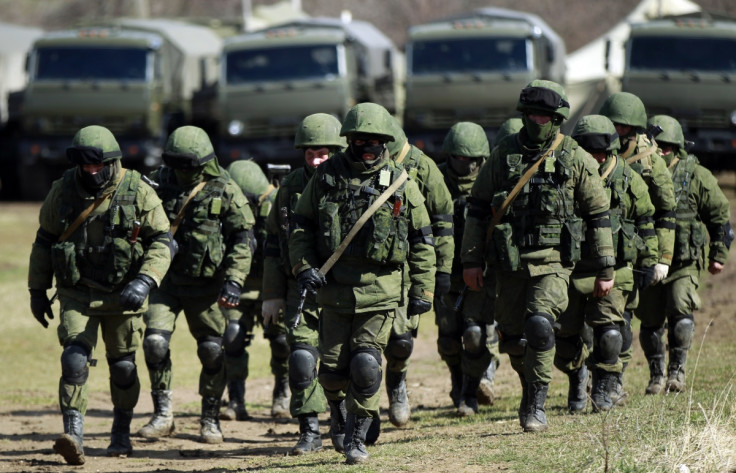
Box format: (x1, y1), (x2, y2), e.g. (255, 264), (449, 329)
(599, 92), (648, 129)
(516, 80), (570, 120)
(386, 115), (408, 157)
(572, 115), (620, 153)
(648, 115), (685, 149)
(163, 126), (216, 169)
(340, 102), (395, 142)
(294, 113), (347, 150)
(494, 118), (523, 146)
(227, 159), (270, 195)
(66, 125), (122, 164)
(442, 122), (490, 158)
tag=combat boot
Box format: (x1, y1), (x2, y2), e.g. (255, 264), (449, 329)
(448, 364), (463, 408)
(106, 407), (133, 457)
(523, 382), (549, 433)
(567, 365), (588, 413)
(220, 379), (250, 421)
(328, 399), (347, 453)
(645, 356), (666, 395)
(666, 348), (689, 393)
(344, 413), (372, 465)
(590, 369), (616, 413)
(291, 414), (322, 455)
(54, 410), (85, 465)
(271, 375), (291, 419)
(477, 361), (496, 406)
(610, 364), (628, 406)
(137, 390), (175, 438)
(456, 374), (480, 417)
(199, 396), (223, 444)
(386, 370), (410, 427)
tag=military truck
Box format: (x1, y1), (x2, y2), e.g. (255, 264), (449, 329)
(17, 18), (222, 200)
(622, 12), (736, 169)
(403, 7), (566, 156)
(216, 16), (404, 168)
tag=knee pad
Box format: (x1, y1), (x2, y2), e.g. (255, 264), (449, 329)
(581, 322), (594, 351)
(498, 329), (527, 356)
(639, 326), (665, 357)
(60, 343), (90, 385)
(555, 334), (582, 364)
(143, 329), (171, 371)
(108, 352), (137, 389)
(349, 348), (382, 397)
(269, 333), (290, 362)
(437, 336), (462, 358)
(620, 312), (633, 353)
(669, 314), (695, 350)
(197, 336), (224, 374)
(386, 331), (414, 361)
(289, 344), (318, 391)
(524, 313), (555, 352)
(223, 320), (250, 356)
(462, 323), (485, 356)
(318, 365), (349, 393)
(593, 325), (623, 366)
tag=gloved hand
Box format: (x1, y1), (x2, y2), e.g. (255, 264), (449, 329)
(120, 274), (156, 311)
(297, 268), (326, 295)
(652, 263), (669, 284)
(407, 297), (432, 316)
(30, 289), (54, 328)
(262, 298), (286, 327)
(638, 265), (656, 289)
(218, 280), (242, 308)
(434, 272), (451, 298)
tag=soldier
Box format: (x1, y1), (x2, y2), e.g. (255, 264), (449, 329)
(599, 92), (677, 401)
(380, 116), (454, 428)
(637, 115), (732, 394)
(219, 159), (283, 422)
(137, 126), (254, 444)
(462, 80), (615, 432)
(555, 115), (659, 412)
(436, 121), (500, 416)
(261, 113), (346, 455)
(289, 103), (435, 463)
(494, 118), (523, 146)
(28, 125), (173, 465)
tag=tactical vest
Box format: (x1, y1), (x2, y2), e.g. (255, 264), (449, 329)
(51, 169), (144, 290)
(442, 163), (474, 274)
(488, 136), (582, 270)
(316, 158), (410, 266)
(277, 168), (311, 272)
(241, 188), (274, 279)
(157, 166), (229, 278)
(670, 154), (705, 267)
(599, 158), (645, 264)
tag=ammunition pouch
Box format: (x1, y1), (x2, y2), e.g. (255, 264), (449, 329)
(51, 241), (81, 287)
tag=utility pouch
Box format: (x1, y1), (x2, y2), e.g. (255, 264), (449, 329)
(618, 219), (640, 262)
(492, 222), (520, 271)
(318, 201), (341, 256)
(561, 217), (583, 264)
(51, 241), (81, 287)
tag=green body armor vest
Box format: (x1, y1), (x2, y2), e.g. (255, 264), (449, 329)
(670, 155), (705, 267)
(51, 169), (143, 290)
(601, 160), (646, 264)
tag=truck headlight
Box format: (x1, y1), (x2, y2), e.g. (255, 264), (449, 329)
(730, 111), (736, 126)
(228, 120), (244, 137)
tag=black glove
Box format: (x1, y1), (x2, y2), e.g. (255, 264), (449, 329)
(120, 274), (156, 311)
(30, 289), (54, 328)
(219, 280), (242, 306)
(297, 268), (326, 295)
(434, 272), (451, 298)
(638, 265), (656, 289)
(407, 297), (432, 316)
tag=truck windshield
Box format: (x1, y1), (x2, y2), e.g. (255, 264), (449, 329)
(226, 44), (339, 83)
(629, 36), (736, 72)
(410, 37), (528, 75)
(34, 46), (149, 81)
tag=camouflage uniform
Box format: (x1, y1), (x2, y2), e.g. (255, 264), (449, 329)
(599, 92), (677, 398)
(139, 126), (254, 445)
(219, 159), (284, 422)
(381, 116), (454, 428)
(555, 115), (658, 413)
(28, 125), (172, 464)
(462, 81), (615, 432)
(289, 103), (435, 464)
(262, 113), (346, 455)
(638, 115), (732, 394)
(437, 121), (501, 417)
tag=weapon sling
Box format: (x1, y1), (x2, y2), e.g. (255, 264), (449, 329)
(170, 180), (207, 236)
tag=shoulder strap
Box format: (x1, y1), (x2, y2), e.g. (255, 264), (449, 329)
(58, 169), (127, 242)
(484, 132), (564, 243)
(319, 169), (409, 275)
(625, 140), (656, 165)
(601, 154), (617, 181)
(394, 142), (412, 165)
(170, 180), (207, 236)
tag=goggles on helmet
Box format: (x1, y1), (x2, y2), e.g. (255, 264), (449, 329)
(572, 132), (618, 153)
(66, 146), (118, 165)
(519, 87), (569, 111)
(162, 151), (214, 170)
